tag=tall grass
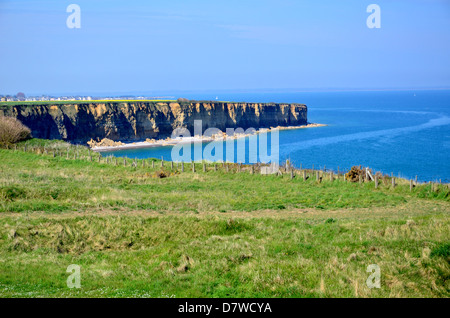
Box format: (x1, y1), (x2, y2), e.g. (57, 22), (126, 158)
(0, 206), (448, 297)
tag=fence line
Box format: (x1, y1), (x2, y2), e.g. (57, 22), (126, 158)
(4, 144), (449, 191)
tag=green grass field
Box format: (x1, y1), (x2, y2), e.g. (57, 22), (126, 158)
(0, 100), (234, 108)
(0, 139), (449, 297)
(0, 100), (178, 108)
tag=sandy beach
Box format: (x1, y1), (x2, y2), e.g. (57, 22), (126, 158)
(91, 123), (327, 152)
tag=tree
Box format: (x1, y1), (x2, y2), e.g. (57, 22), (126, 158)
(16, 92), (26, 101)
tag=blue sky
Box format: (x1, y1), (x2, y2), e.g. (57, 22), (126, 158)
(0, 0), (449, 95)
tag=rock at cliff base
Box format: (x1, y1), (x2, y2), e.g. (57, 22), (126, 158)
(87, 138), (124, 148)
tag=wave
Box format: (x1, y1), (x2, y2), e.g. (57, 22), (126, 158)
(280, 115), (450, 156)
(311, 108), (434, 115)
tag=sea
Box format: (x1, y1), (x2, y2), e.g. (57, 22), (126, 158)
(101, 90), (450, 183)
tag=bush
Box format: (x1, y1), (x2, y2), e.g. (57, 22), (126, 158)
(345, 165), (374, 182)
(153, 170), (168, 178)
(0, 116), (31, 146)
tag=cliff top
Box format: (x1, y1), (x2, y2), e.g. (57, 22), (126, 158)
(0, 100), (306, 108)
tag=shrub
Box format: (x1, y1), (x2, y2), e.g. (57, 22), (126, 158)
(0, 116), (31, 146)
(153, 170), (168, 178)
(177, 98), (190, 103)
(345, 165), (374, 182)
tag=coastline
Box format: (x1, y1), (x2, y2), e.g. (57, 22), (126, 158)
(91, 123), (327, 152)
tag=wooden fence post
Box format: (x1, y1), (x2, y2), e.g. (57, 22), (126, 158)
(290, 169), (294, 180)
(181, 162), (184, 172)
(192, 162), (196, 173)
(330, 171), (333, 182)
(303, 170), (306, 180)
(203, 163), (206, 172)
(392, 177), (396, 188)
(375, 175), (378, 189)
(171, 161), (174, 169)
(410, 179), (413, 192)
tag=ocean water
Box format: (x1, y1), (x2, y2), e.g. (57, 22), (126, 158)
(102, 90), (450, 182)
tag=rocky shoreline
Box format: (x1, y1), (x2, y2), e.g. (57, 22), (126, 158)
(91, 123), (326, 152)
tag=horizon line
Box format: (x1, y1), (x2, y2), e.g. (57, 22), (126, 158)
(2, 87), (450, 97)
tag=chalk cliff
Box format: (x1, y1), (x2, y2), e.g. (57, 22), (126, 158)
(0, 101), (307, 144)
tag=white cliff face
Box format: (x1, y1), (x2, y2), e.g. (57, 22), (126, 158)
(0, 101), (307, 143)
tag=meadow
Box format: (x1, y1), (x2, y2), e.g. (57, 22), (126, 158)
(0, 100), (178, 108)
(0, 139), (448, 297)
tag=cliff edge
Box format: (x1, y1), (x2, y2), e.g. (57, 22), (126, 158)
(0, 101), (307, 144)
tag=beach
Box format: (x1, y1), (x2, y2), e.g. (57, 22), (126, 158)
(91, 123), (327, 152)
